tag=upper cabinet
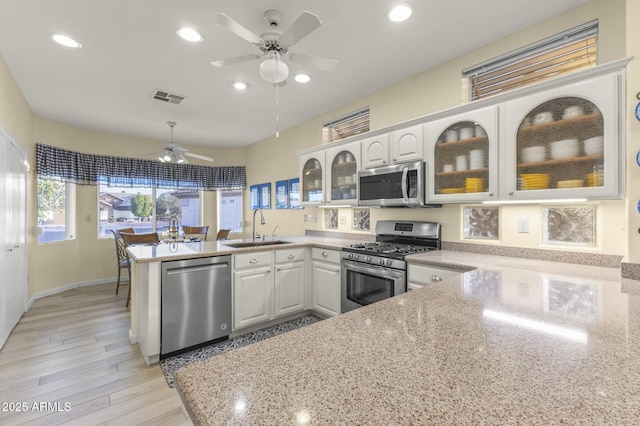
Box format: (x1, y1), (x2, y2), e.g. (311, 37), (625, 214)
(426, 106), (499, 202)
(390, 124), (424, 164)
(300, 141), (361, 206)
(326, 141), (361, 205)
(502, 72), (621, 200)
(300, 151), (326, 206)
(362, 134), (389, 169)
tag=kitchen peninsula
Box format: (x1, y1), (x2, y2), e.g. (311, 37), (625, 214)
(173, 251), (640, 425)
(125, 235), (371, 364)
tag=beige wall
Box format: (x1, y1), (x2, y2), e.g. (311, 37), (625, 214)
(246, 0), (628, 257)
(0, 0), (631, 299)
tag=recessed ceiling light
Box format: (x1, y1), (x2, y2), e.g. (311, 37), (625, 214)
(294, 74), (311, 83)
(387, 3), (413, 22)
(230, 81), (248, 90)
(176, 27), (203, 42)
(51, 34), (82, 48)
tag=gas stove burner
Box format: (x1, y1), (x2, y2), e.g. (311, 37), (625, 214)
(346, 242), (432, 257)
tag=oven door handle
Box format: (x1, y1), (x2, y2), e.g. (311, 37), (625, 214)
(401, 166), (409, 202)
(342, 259), (405, 279)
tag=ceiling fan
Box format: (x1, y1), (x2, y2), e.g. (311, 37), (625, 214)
(147, 121), (214, 164)
(211, 9), (339, 85)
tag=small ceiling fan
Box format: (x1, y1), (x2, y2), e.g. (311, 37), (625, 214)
(211, 9), (339, 85)
(147, 121), (214, 164)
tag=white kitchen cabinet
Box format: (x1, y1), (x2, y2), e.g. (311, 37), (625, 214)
(274, 248), (306, 317)
(325, 141), (361, 205)
(233, 252), (273, 330)
(501, 70), (622, 200)
(426, 106), (499, 202)
(390, 124), (424, 164)
(362, 133), (390, 169)
(311, 248), (341, 317)
(299, 150), (326, 206)
(233, 248), (307, 331)
(0, 127), (27, 350)
(407, 263), (465, 291)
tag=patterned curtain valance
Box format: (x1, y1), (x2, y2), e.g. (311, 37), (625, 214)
(36, 144), (246, 191)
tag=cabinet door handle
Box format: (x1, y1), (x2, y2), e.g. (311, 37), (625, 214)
(430, 274), (442, 282)
(287, 254), (295, 259)
(249, 259), (258, 264)
(508, 191), (514, 196)
(322, 251), (328, 257)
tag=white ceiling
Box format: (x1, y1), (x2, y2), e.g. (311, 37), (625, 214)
(0, 0), (589, 149)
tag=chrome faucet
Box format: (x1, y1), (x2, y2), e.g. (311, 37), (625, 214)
(252, 208), (265, 242)
(271, 225), (280, 240)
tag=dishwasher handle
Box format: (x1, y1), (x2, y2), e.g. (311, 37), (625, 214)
(166, 262), (229, 275)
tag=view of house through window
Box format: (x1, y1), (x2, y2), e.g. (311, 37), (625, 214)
(219, 190), (243, 233)
(98, 184), (201, 238)
(37, 178), (76, 243)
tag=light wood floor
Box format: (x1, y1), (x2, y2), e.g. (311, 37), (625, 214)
(0, 283), (192, 426)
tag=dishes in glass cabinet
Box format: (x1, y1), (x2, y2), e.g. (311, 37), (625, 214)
(440, 187), (465, 194)
(557, 179), (584, 188)
(584, 136), (604, 155)
(520, 173), (549, 190)
(521, 146), (546, 163)
(550, 139), (579, 160)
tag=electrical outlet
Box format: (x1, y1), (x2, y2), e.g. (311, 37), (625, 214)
(517, 218), (530, 233)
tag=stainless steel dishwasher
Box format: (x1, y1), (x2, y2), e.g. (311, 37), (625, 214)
(161, 255), (231, 357)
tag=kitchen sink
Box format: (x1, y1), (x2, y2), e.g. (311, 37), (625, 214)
(224, 240), (292, 248)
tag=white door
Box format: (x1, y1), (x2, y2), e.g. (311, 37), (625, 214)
(0, 128), (27, 349)
(312, 261), (341, 317)
(233, 267), (273, 330)
(274, 262), (305, 317)
(390, 124), (424, 164)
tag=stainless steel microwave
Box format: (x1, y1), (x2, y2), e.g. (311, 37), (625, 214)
(358, 161), (427, 207)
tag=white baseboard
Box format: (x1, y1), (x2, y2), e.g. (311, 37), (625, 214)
(26, 277), (126, 311)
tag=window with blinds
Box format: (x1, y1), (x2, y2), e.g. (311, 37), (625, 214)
(463, 21), (598, 101)
(322, 107), (370, 143)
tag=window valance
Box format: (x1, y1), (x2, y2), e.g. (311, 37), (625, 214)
(36, 143), (246, 191)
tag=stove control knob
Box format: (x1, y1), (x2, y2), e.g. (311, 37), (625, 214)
(379, 259), (385, 265)
(354, 254), (360, 260)
(347, 253), (353, 259)
(386, 259), (393, 266)
(365, 256), (372, 262)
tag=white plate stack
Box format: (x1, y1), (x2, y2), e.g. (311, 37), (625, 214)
(550, 139), (579, 160)
(469, 149), (484, 169)
(584, 136), (603, 155)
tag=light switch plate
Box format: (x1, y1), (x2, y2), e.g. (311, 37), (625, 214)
(517, 218), (529, 233)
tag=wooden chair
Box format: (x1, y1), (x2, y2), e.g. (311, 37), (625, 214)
(120, 232), (159, 307)
(183, 225), (209, 241)
(216, 228), (231, 240)
(111, 228), (134, 298)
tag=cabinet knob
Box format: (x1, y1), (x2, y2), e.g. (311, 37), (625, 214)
(287, 254), (295, 259)
(322, 251), (328, 256)
(488, 193), (494, 197)
(249, 258), (258, 264)
(508, 191), (514, 196)
(430, 275), (442, 282)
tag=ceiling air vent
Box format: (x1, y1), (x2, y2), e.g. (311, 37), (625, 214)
(152, 89), (186, 105)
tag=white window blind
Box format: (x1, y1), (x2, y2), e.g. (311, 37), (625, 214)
(322, 107), (370, 143)
(463, 20), (598, 101)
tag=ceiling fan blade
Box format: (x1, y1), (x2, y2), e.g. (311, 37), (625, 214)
(213, 13), (263, 45)
(211, 54), (260, 68)
(288, 53), (339, 73)
(279, 11), (322, 47)
(185, 152), (215, 162)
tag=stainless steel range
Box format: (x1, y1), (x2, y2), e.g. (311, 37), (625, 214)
(341, 220), (441, 313)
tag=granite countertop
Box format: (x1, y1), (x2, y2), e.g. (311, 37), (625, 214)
(174, 250), (640, 425)
(125, 235), (370, 263)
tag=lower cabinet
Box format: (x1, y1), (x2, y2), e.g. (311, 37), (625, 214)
(311, 248), (341, 317)
(233, 248), (306, 331)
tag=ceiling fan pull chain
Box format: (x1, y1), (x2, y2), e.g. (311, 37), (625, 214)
(275, 58), (280, 138)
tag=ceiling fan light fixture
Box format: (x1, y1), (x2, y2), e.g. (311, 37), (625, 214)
(259, 54), (289, 84)
(176, 27), (203, 42)
(294, 74), (311, 83)
(388, 3), (413, 22)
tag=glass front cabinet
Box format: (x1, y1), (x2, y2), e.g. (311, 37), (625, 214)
(426, 106), (499, 202)
(300, 151), (326, 205)
(325, 141), (361, 205)
(502, 71), (621, 200)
